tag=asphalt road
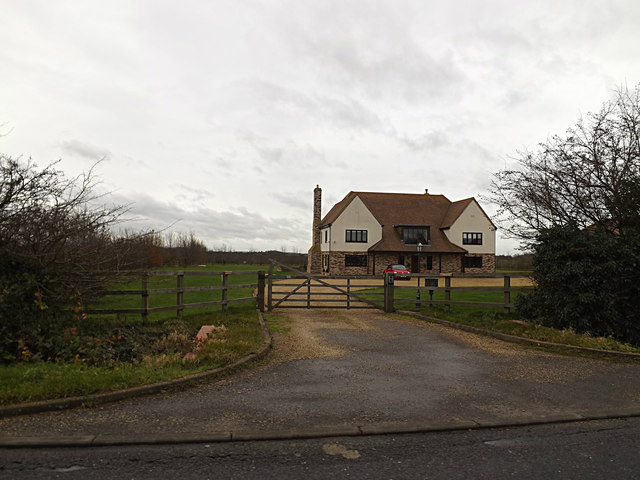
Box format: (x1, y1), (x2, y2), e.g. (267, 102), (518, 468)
(2, 309), (640, 440)
(3, 417), (640, 479)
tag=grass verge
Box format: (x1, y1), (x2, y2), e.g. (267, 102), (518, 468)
(0, 305), (264, 406)
(381, 284), (640, 354)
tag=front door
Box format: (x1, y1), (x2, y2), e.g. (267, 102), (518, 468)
(410, 254), (419, 273)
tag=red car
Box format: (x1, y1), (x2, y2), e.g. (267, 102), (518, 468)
(383, 264), (411, 280)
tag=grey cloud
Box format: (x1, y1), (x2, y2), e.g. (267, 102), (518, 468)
(226, 79), (389, 134)
(172, 184), (216, 204)
(110, 191), (310, 251)
(238, 129), (325, 168)
(401, 130), (451, 152)
(284, 5), (466, 104)
(60, 139), (111, 161)
(272, 190), (312, 211)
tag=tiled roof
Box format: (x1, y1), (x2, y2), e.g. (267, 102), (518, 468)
(321, 191), (476, 254)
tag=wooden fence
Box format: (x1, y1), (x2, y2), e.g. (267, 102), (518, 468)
(85, 270), (266, 322)
(385, 273), (530, 313)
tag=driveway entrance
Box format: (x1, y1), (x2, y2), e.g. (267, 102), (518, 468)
(2, 309), (640, 439)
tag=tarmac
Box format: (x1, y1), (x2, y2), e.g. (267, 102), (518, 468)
(2, 309), (640, 448)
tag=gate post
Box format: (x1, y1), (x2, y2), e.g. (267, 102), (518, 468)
(267, 263), (274, 311)
(141, 272), (149, 324)
(504, 275), (511, 314)
(445, 276), (451, 312)
(384, 272), (395, 313)
(221, 272), (229, 312)
(257, 271), (265, 312)
(177, 272), (184, 320)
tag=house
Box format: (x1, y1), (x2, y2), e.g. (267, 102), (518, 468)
(307, 186), (496, 276)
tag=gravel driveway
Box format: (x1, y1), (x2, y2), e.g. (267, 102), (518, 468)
(2, 309), (640, 437)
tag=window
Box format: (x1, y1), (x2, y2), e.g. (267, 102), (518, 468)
(403, 227), (429, 244)
(463, 232), (483, 245)
(324, 230), (328, 243)
(426, 255), (433, 270)
(346, 229), (368, 243)
(345, 255), (367, 267)
(463, 256), (483, 268)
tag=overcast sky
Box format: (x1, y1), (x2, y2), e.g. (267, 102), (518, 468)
(2, 1), (640, 254)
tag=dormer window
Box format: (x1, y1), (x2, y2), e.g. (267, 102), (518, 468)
(399, 225), (430, 245)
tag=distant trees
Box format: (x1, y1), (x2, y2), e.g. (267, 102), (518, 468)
(490, 85), (640, 345)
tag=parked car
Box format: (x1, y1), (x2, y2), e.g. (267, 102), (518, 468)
(383, 264), (411, 280)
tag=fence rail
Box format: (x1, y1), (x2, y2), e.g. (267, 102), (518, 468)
(85, 270), (265, 321)
(386, 273), (528, 313)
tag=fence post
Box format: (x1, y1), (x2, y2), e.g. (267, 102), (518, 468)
(141, 272), (149, 324)
(306, 278), (311, 309)
(445, 276), (451, 312)
(177, 272), (184, 320)
(346, 278), (351, 309)
(384, 272), (395, 313)
(257, 271), (265, 313)
(267, 263), (274, 312)
(504, 275), (511, 314)
(222, 272), (229, 312)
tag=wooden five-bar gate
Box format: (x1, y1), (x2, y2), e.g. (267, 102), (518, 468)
(266, 261), (383, 310)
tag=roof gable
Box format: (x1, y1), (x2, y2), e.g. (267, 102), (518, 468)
(323, 191), (472, 253)
(442, 198), (497, 230)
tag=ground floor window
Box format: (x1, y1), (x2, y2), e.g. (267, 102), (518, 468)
(345, 255), (367, 267)
(463, 255), (483, 268)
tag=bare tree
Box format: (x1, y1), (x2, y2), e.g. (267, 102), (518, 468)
(0, 156), (128, 308)
(489, 85), (640, 244)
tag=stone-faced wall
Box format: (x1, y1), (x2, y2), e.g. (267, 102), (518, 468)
(307, 245), (322, 275)
(319, 251), (495, 276)
(373, 252), (464, 275)
(327, 251), (370, 276)
(371, 252), (399, 275)
(440, 253), (463, 274)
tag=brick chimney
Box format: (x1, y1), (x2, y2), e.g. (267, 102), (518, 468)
(307, 185), (323, 274)
(313, 185), (322, 246)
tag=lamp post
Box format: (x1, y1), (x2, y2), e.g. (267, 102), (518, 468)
(415, 242), (422, 308)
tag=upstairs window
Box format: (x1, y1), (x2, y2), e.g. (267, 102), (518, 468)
(346, 229), (368, 243)
(463, 232), (483, 245)
(402, 227), (429, 245)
